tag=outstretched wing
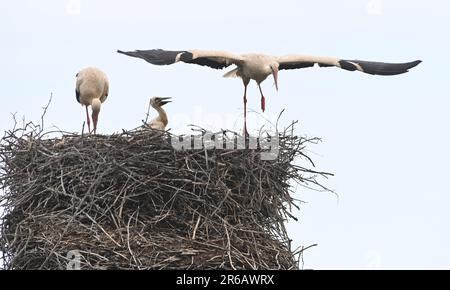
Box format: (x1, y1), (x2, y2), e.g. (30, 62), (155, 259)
(276, 55), (422, 76)
(118, 49), (244, 70)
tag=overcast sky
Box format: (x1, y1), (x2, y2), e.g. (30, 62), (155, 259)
(1, 0), (449, 269)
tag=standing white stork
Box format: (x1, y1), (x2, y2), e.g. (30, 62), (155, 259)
(117, 49), (421, 135)
(75, 67), (109, 134)
(147, 96), (171, 130)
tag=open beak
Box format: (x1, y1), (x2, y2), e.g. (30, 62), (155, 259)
(272, 67), (279, 91)
(158, 97), (172, 106)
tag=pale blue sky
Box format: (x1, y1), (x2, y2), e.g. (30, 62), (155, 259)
(1, 0), (449, 269)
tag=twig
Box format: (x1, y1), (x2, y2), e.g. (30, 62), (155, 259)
(40, 93), (53, 133)
(192, 215), (201, 240)
(224, 222), (236, 270)
(144, 98), (152, 124)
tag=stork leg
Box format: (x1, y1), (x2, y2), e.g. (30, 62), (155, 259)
(93, 117), (98, 135)
(92, 114), (97, 135)
(85, 105), (91, 133)
(258, 83), (266, 112)
(243, 83), (249, 138)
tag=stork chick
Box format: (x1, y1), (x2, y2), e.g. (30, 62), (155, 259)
(75, 67), (109, 134)
(148, 97), (171, 130)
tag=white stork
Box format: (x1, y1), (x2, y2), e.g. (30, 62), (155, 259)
(117, 49), (421, 135)
(147, 96), (171, 130)
(75, 67), (109, 134)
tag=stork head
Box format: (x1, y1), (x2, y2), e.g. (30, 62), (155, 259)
(150, 96), (172, 108)
(270, 64), (279, 91)
(91, 98), (102, 134)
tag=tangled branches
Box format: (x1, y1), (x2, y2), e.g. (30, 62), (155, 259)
(0, 121), (332, 269)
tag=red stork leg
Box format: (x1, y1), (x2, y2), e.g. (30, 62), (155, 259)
(85, 105), (91, 133)
(258, 84), (266, 112)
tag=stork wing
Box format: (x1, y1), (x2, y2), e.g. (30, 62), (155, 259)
(117, 49), (244, 70)
(276, 55), (422, 76)
(75, 73), (81, 103)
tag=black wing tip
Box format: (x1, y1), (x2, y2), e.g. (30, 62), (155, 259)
(117, 49), (183, 65)
(394, 59), (422, 73)
(117, 49), (152, 55)
(385, 59), (423, 74)
(409, 60), (422, 68)
(117, 49), (136, 56)
(118, 49), (165, 53)
(342, 59), (422, 75)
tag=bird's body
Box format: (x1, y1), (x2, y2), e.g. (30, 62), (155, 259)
(147, 97), (171, 131)
(75, 67), (109, 134)
(118, 49), (421, 135)
(233, 54), (275, 83)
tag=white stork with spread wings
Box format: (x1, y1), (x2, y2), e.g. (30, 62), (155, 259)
(118, 49), (421, 135)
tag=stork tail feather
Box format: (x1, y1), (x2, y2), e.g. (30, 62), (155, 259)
(223, 68), (240, 78)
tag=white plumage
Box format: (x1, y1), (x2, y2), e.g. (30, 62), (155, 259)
(75, 67), (109, 134)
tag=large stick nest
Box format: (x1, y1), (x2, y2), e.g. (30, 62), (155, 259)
(0, 121), (332, 270)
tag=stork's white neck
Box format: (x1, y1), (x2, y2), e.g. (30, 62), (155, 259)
(152, 105), (168, 126)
